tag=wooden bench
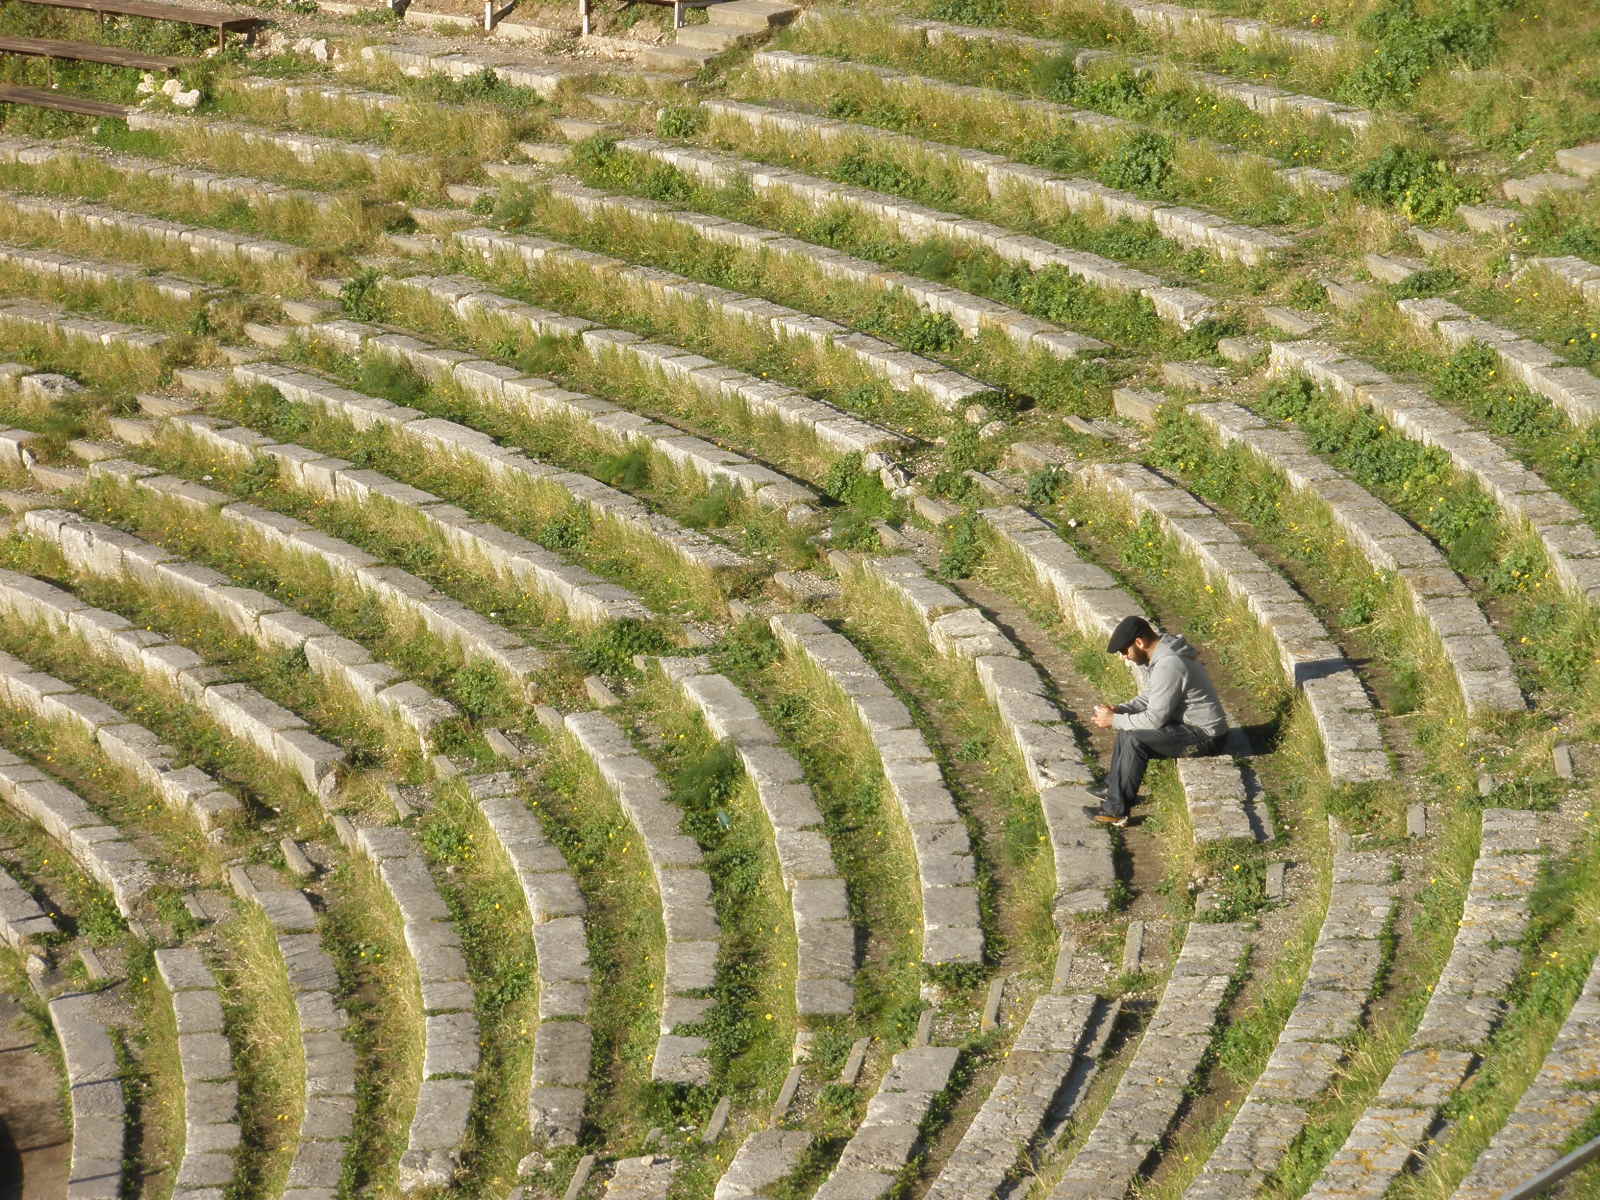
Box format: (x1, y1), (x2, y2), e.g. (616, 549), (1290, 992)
(0, 83), (128, 116)
(0, 34), (183, 70)
(15, 0), (267, 48)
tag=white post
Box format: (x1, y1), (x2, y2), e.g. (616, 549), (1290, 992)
(484, 0), (493, 31)
(674, 0), (683, 29)
(581, 0), (590, 36)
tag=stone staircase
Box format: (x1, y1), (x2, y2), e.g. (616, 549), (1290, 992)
(635, 0), (799, 70)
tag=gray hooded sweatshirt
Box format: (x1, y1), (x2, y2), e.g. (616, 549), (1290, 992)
(1111, 633), (1229, 737)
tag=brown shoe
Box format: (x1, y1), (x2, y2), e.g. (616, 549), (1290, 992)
(1090, 811), (1129, 828)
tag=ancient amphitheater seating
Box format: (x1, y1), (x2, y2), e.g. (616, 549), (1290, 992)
(814, 1045), (960, 1200)
(1186, 402), (1527, 715)
(838, 553), (1116, 912)
(0, 747), (155, 917)
(508, 177), (1111, 361)
(563, 709), (720, 1085)
(0, 566), (344, 798)
(768, 612), (983, 965)
(1075, 461), (1391, 783)
(229, 864), (357, 1199)
(153, 946), (242, 1196)
(49, 988), (128, 1199)
(0, 646), (243, 829)
(336, 819), (478, 1189)
(467, 770), (593, 1146)
(656, 655), (855, 1017)
(978, 507), (1274, 842)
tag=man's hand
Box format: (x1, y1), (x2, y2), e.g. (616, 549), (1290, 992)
(1092, 704), (1115, 730)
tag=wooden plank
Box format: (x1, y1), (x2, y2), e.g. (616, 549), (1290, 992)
(0, 84), (129, 116)
(16, 0), (266, 32)
(0, 34), (183, 69)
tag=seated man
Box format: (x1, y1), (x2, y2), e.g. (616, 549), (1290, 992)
(1087, 616), (1229, 827)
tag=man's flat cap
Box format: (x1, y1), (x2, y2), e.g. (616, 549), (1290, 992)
(1107, 615), (1156, 654)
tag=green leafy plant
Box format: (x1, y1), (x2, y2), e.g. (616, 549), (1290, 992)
(1100, 130), (1175, 195)
(657, 105), (706, 140)
(939, 511), (984, 578)
(1350, 144), (1475, 224)
(339, 269), (388, 323)
(579, 618), (671, 676)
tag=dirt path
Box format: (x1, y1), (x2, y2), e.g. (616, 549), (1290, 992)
(0, 992), (69, 1200)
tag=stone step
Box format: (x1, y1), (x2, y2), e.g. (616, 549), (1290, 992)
(634, 42), (716, 70)
(675, 23), (757, 51)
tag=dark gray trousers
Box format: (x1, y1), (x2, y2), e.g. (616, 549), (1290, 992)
(1104, 725), (1224, 817)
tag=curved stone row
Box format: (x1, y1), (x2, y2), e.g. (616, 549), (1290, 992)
(978, 506), (1274, 843)
(0, 861), (55, 950)
(153, 946), (242, 1197)
(382, 272), (825, 510)
(1184, 847), (1398, 1199)
(1267, 337), (1600, 604)
(0, 191), (302, 273)
(1396, 297), (1600, 426)
(1077, 461), (1391, 783)
(119, 412), (564, 679)
(1103, 0), (1349, 56)
(655, 656), (854, 1017)
(0, 646), (243, 830)
(752, 48), (1272, 174)
(0, 296), (168, 357)
(229, 863), (357, 1199)
(0, 134), (345, 219)
(617, 136), (1219, 329)
(1528, 255), (1600, 308)
(22, 506), (464, 749)
(226, 72), (411, 117)
(125, 110), (434, 177)
(48, 988), (127, 1199)
(335, 819), (478, 1191)
(0, 747), (155, 916)
(454, 223), (984, 422)
(1306, 810), (1551, 1199)
(701, 98), (1294, 266)
(562, 710), (720, 1085)
(1452, 946), (1600, 1198)
(359, 40), (601, 98)
(222, 362), (652, 625)
(841, 552), (1115, 915)
(814, 1045), (961, 1200)
(716, 1129), (814, 1200)
(767, 612), (984, 965)
(1186, 401), (1527, 715)
(813, 9), (1378, 136)
(533, 176), (1110, 361)
(0, 567), (345, 798)
(467, 771), (591, 1146)
(1049, 921), (1251, 1200)
(925, 992), (1106, 1200)
(303, 317), (756, 572)
(0, 241), (216, 308)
